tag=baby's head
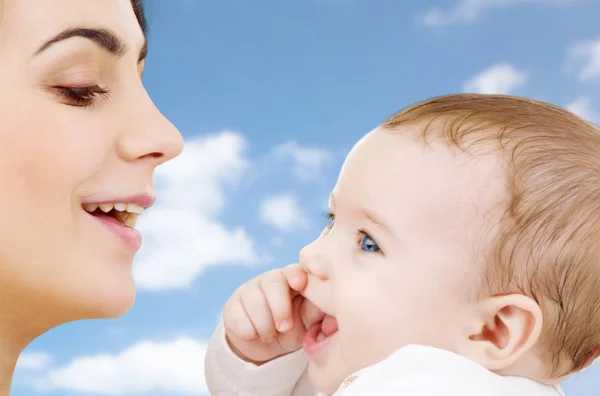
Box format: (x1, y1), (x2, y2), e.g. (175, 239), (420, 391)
(299, 93), (600, 393)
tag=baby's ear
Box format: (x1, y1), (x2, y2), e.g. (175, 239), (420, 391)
(461, 294), (543, 371)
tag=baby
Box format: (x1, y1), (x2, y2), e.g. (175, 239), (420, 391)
(204, 94), (600, 395)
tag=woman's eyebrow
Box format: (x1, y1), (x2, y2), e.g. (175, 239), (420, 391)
(33, 27), (148, 63)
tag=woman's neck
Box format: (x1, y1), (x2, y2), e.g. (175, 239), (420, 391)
(0, 327), (31, 396)
(0, 293), (57, 396)
(0, 358), (17, 396)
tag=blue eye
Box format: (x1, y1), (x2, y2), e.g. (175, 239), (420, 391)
(359, 233), (380, 253)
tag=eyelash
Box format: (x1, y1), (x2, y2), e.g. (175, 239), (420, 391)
(54, 85), (111, 107)
(322, 211), (383, 254)
(323, 211), (335, 227)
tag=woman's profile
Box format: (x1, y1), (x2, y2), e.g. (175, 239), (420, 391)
(0, 0), (182, 393)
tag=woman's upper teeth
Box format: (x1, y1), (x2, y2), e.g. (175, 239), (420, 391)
(82, 202), (145, 214)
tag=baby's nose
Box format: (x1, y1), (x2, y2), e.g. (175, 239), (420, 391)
(299, 242), (331, 280)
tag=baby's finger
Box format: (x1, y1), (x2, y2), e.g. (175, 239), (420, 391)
(282, 263), (308, 292)
(240, 280), (278, 342)
(300, 298), (326, 329)
(278, 295), (307, 352)
(223, 294), (258, 340)
(259, 270), (294, 333)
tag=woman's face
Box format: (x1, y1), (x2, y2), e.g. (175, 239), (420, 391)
(0, 0), (183, 323)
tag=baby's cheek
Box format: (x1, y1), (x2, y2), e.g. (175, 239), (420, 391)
(339, 312), (394, 372)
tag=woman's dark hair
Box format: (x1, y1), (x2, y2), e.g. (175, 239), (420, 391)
(130, 0), (147, 34)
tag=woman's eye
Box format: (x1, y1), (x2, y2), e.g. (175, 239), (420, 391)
(54, 85), (110, 107)
(358, 232), (381, 253)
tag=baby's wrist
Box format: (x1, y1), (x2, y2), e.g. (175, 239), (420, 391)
(225, 334), (272, 366)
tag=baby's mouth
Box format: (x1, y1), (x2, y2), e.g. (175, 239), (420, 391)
(302, 311), (339, 355)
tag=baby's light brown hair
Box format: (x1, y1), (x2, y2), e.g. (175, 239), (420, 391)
(381, 93), (600, 377)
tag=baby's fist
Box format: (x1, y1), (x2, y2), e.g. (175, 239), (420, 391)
(223, 264), (308, 364)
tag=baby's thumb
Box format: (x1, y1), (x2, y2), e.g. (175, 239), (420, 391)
(300, 297), (325, 330)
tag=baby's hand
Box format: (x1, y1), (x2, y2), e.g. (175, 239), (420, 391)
(223, 264), (309, 364)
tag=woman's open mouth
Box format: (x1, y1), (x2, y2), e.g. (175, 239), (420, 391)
(82, 202), (146, 251)
(83, 202), (144, 228)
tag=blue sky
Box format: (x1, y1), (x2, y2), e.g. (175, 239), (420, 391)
(11, 0), (600, 395)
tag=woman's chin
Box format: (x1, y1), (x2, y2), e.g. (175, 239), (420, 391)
(96, 283), (136, 319)
(70, 274), (137, 320)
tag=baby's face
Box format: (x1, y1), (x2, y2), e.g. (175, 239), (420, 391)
(299, 127), (507, 393)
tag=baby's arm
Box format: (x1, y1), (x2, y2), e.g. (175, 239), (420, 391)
(204, 321), (314, 396)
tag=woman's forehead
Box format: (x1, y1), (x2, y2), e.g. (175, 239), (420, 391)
(0, 0), (145, 56)
(0, 0), (144, 33)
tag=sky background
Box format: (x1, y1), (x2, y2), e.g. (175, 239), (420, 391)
(10, 0), (600, 395)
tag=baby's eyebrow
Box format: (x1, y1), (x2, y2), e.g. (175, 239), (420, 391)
(359, 208), (391, 234)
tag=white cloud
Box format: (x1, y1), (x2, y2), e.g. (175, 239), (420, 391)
(463, 63), (527, 94)
(133, 131), (258, 290)
(566, 96), (599, 123)
(259, 194), (307, 231)
(419, 0), (577, 27)
(30, 338), (207, 394)
(16, 352), (52, 371)
(273, 142), (332, 181)
(568, 37), (600, 81)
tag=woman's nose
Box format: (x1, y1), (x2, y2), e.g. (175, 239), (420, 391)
(117, 89), (184, 166)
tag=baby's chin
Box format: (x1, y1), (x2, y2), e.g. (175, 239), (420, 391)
(307, 359), (350, 394)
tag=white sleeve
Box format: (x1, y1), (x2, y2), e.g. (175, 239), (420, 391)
(204, 321), (315, 396)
